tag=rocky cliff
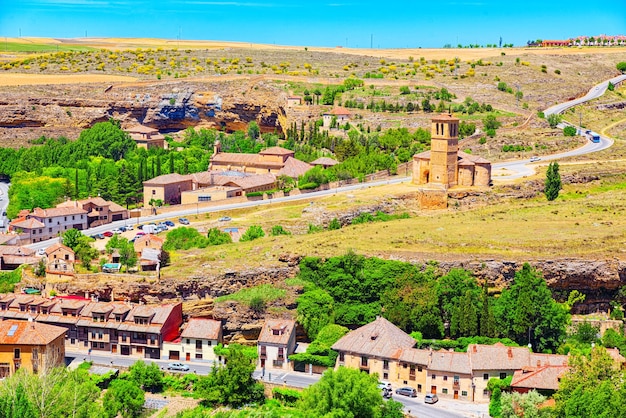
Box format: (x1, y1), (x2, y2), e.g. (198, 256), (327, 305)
(0, 79), (286, 145)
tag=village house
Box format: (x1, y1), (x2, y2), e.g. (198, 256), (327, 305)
(396, 348), (430, 393)
(0, 319), (66, 377)
(258, 319), (296, 371)
(133, 234), (165, 271)
(0, 245), (39, 270)
(331, 316), (416, 382)
(427, 350), (473, 401)
(126, 124), (167, 150)
(310, 157), (339, 169)
(181, 185), (243, 205)
(143, 173), (194, 207)
(511, 365), (569, 396)
(286, 96), (302, 106)
(45, 242), (75, 278)
(209, 142), (311, 178)
(323, 107), (351, 128)
(179, 318), (223, 362)
(9, 207), (88, 244)
(57, 197), (129, 228)
(0, 296), (182, 360)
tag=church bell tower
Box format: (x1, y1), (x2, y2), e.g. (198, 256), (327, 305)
(428, 113), (459, 188)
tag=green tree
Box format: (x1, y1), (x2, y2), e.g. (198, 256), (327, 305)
(328, 218), (341, 230)
(494, 263), (568, 352)
(61, 228), (84, 251)
(247, 121), (260, 140)
(483, 114), (501, 131)
(194, 345), (264, 407)
(297, 288), (335, 340)
(299, 366), (383, 418)
(547, 113), (562, 128)
(616, 62), (626, 73)
(103, 379), (145, 418)
(240, 225), (265, 242)
(500, 390), (547, 418)
(544, 161), (561, 201)
(563, 126), (577, 136)
(207, 228), (232, 246)
(270, 225), (291, 236)
(128, 361), (163, 393)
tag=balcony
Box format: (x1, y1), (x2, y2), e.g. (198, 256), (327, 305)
(453, 382), (460, 390)
(260, 352), (267, 360)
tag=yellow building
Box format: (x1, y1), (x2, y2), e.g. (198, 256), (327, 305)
(209, 142), (311, 177)
(396, 348), (430, 394)
(181, 186), (242, 205)
(0, 320), (66, 377)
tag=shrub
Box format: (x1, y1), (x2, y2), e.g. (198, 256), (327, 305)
(497, 81), (508, 91)
(563, 126), (577, 136)
(555, 69), (561, 75)
(272, 387), (301, 406)
(298, 182), (319, 190)
(164, 227), (209, 250)
(308, 224), (324, 234)
(271, 225), (291, 236)
(547, 113), (562, 128)
(240, 225), (265, 242)
(249, 296), (266, 313)
(207, 228), (232, 246)
(478, 137), (487, 144)
(328, 218), (341, 230)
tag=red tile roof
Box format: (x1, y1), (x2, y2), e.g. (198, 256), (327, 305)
(0, 319), (66, 345)
(45, 242), (74, 257)
(10, 218), (45, 229)
(181, 318), (222, 340)
(259, 147), (295, 156)
(511, 365), (569, 391)
(469, 343), (531, 370)
(126, 124), (158, 134)
(332, 316), (416, 359)
(278, 157), (312, 178)
(258, 319), (295, 346)
(31, 207), (87, 218)
(143, 173), (193, 186)
(429, 350), (471, 374)
(310, 157), (339, 167)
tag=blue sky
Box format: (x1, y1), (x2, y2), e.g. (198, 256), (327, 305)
(1, 0), (624, 48)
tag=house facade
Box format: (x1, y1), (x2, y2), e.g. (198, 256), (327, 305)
(10, 207), (88, 243)
(0, 295), (182, 360)
(258, 319), (296, 371)
(57, 197), (129, 228)
(143, 173), (194, 207)
(323, 107), (351, 128)
(179, 318), (223, 362)
(126, 125), (167, 150)
(45, 242), (75, 278)
(0, 319), (66, 377)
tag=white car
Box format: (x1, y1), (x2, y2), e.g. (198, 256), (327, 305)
(125, 225), (134, 231)
(529, 156), (541, 162)
(36, 248), (46, 256)
(167, 362), (189, 371)
(111, 228), (123, 234)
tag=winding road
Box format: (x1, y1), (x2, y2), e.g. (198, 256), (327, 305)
(22, 73), (626, 250)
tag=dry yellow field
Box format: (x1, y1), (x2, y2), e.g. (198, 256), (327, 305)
(0, 73), (137, 86)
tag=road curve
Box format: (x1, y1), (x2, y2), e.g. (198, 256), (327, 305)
(493, 73), (626, 180)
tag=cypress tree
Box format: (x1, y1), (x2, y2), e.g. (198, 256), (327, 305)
(544, 161), (561, 201)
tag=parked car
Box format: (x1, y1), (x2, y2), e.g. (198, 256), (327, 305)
(90, 233), (105, 240)
(36, 248), (46, 256)
(2, 211), (6, 216)
(125, 225), (134, 231)
(179, 217), (190, 225)
(157, 223), (169, 231)
(529, 156), (541, 162)
(111, 228), (123, 234)
(135, 232), (146, 237)
(424, 394), (439, 404)
(163, 220), (175, 227)
(103, 231), (113, 237)
(118, 226), (127, 232)
(378, 381), (392, 390)
(167, 362), (189, 371)
(395, 387), (417, 398)
(218, 216), (232, 222)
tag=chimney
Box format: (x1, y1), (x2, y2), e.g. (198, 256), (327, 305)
(507, 347), (513, 359)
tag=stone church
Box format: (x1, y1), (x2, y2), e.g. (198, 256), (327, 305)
(413, 113), (491, 208)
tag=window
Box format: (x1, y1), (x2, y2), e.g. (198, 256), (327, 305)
(383, 360), (389, 370)
(461, 391), (468, 397)
(198, 196), (212, 202)
(418, 366), (423, 372)
(383, 372), (388, 379)
(72, 216), (75, 220)
(360, 356), (368, 367)
(454, 376), (460, 383)
(432, 374), (436, 379)
(208, 341), (212, 346)
(196, 340), (202, 350)
(417, 384), (422, 393)
(196, 353), (203, 359)
(13, 349), (20, 359)
(339, 352), (345, 363)
(443, 376), (448, 381)
(442, 388), (448, 394)
(48, 228), (52, 233)
(500, 372), (507, 380)
(99, 342), (104, 349)
(186, 339), (190, 344)
(483, 373), (489, 381)
(278, 347), (284, 359)
(483, 389), (490, 396)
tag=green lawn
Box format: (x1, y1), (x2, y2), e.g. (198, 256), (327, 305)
(1, 42), (96, 53)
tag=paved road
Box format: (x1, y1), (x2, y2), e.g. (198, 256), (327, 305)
(26, 176), (411, 252)
(65, 349), (215, 375)
(493, 74), (626, 180)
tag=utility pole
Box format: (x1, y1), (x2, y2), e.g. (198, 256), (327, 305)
(371, 34), (373, 49)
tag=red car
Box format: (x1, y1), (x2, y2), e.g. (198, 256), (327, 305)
(103, 231), (113, 237)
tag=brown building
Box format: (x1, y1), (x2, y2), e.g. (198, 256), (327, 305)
(143, 173), (194, 207)
(0, 296), (183, 359)
(45, 242), (75, 277)
(310, 157), (339, 169)
(0, 319), (66, 377)
(323, 107), (351, 128)
(0, 246), (39, 270)
(209, 142), (311, 178)
(258, 319), (296, 371)
(57, 197), (129, 228)
(9, 207), (88, 244)
(126, 125), (167, 150)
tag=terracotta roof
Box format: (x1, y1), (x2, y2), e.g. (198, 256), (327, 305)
(429, 350), (472, 374)
(126, 124), (158, 134)
(31, 207), (87, 218)
(90, 302), (116, 314)
(529, 353), (569, 367)
(134, 234), (164, 253)
(0, 319), (66, 346)
(108, 201), (127, 213)
(181, 318), (222, 340)
(330, 107), (351, 116)
(11, 218), (45, 229)
(278, 157), (312, 178)
(222, 173), (276, 191)
(211, 152), (260, 166)
(413, 151), (431, 159)
(511, 365), (569, 391)
(458, 151), (490, 164)
(399, 348), (431, 365)
(310, 157), (339, 167)
(45, 242), (74, 257)
(3, 255), (40, 266)
(143, 173), (193, 186)
(0, 246), (35, 256)
(259, 147), (295, 156)
(258, 319), (296, 346)
(0, 234), (19, 245)
(469, 343), (531, 370)
(131, 305), (155, 318)
(431, 113), (459, 122)
(331, 316), (416, 359)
